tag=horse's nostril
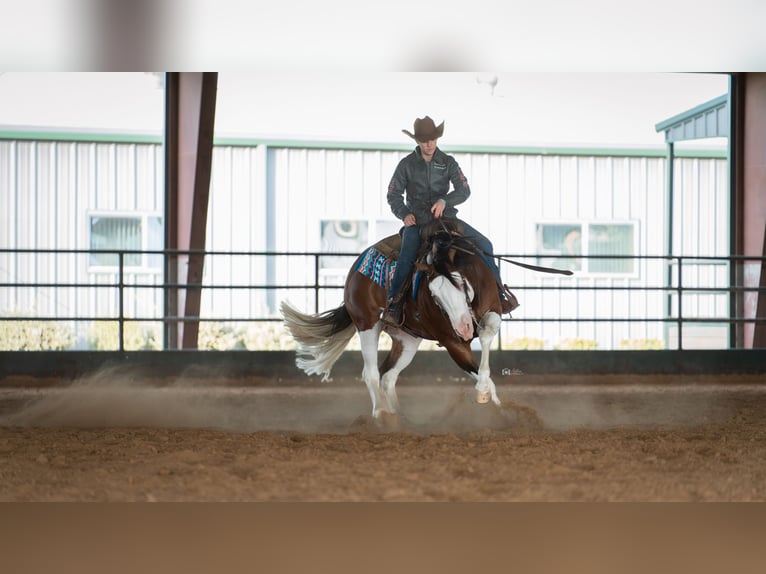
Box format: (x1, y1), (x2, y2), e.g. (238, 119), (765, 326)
(454, 316), (474, 341)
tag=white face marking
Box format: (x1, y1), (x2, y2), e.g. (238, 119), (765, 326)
(429, 272), (475, 341)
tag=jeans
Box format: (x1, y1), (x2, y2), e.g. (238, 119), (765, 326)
(387, 220), (502, 301)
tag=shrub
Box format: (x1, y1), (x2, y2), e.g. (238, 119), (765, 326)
(0, 319), (75, 350)
(506, 337), (546, 350)
(88, 321), (161, 350)
(555, 338), (599, 350)
(619, 338), (664, 350)
(242, 323), (297, 351)
(197, 322), (245, 351)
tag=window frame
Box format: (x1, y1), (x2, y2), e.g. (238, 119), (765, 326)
(87, 211), (163, 274)
(535, 219), (640, 278)
(317, 217), (401, 283)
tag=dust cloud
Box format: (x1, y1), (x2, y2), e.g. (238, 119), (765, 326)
(0, 368), (756, 434)
(0, 366), (357, 433)
(0, 368), (537, 435)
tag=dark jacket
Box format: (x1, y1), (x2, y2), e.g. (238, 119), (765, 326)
(386, 146), (470, 224)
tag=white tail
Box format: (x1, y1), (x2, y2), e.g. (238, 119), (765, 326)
(280, 301), (356, 381)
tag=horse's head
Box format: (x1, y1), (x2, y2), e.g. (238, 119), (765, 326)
(428, 271), (475, 341)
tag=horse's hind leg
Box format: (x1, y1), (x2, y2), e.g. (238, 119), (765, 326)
(380, 330), (422, 414)
(358, 325), (387, 417)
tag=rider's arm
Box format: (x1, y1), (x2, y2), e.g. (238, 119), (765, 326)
(386, 159), (412, 221)
(444, 157), (471, 209)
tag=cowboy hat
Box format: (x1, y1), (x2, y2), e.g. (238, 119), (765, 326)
(402, 116), (444, 142)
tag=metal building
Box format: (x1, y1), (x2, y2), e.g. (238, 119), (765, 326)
(0, 127), (728, 350)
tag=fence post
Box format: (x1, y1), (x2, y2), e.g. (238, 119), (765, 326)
(118, 251), (125, 352)
(314, 253), (320, 313)
(676, 256), (683, 350)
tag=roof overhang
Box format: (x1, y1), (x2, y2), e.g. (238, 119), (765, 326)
(655, 94), (728, 143)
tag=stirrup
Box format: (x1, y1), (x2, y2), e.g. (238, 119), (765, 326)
(381, 295), (404, 326)
(499, 284), (520, 314)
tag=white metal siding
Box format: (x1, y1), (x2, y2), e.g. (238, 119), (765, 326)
(0, 138), (729, 349)
(0, 139), (164, 346)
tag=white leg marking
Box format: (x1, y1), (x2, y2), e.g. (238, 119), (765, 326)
(358, 325), (384, 416)
(475, 311), (501, 405)
(380, 330), (421, 414)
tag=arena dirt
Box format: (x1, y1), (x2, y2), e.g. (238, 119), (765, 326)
(1, 372), (765, 501)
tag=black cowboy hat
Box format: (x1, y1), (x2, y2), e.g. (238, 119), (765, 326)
(402, 116), (445, 142)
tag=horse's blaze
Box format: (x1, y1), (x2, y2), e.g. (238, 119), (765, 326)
(476, 390), (491, 404)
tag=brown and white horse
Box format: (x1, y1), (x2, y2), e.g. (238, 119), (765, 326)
(281, 225), (505, 420)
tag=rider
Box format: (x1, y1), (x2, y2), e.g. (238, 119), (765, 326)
(382, 115), (517, 325)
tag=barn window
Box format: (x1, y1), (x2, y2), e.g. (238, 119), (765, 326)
(89, 213), (163, 270)
(318, 219), (369, 272)
(536, 221), (636, 275)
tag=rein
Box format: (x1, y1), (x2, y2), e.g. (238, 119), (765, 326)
(456, 244), (574, 276)
(435, 219), (573, 277)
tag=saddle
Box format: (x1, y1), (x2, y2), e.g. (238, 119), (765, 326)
(366, 220), (478, 318)
(374, 220), (519, 315)
(371, 220), (466, 266)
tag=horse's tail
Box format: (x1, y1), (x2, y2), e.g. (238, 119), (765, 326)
(280, 301), (355, 382)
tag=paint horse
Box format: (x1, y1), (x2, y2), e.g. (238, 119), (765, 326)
(280, 221), (506, 420)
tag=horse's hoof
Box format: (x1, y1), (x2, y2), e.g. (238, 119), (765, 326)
(374, 410), (401, 430)
(476, 390), (491, 404)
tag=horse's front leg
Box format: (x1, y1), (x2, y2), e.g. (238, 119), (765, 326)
(441, 338), (492, 405)
(475, 311), (501, 405)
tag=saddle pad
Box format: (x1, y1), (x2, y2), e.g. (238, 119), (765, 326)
(354, 246), (397, 289)
(358, 233), (425, 299)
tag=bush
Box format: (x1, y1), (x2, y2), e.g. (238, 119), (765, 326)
(619, 338), (664, 350)
(555, 338), (599, 350)
(242, 323), (297, 351)
(88, 321), (161, 350)
(197, 322), (245, 351)
(506, 337), (546, 350)
(0, 319), (75, 350)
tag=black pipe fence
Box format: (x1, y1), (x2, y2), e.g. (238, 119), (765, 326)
(1, 248), (765, 351)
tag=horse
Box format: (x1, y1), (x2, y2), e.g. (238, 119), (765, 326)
(280, 221), (506, 421)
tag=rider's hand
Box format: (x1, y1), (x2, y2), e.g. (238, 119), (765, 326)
(430, 199), (446, 219)
(403, 214), (417, 226)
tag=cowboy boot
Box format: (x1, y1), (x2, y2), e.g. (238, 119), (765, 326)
(382, 293), (405, 326)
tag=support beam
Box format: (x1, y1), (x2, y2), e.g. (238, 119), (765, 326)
(665, 141), (676, 347)
(730, 74), (744, 348)
(164, 72), (218, 349)
(737, 73), (766, 347)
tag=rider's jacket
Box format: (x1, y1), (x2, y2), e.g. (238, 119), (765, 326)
(386, 146), (471, 225)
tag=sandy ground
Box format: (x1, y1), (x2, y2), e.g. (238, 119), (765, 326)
(1, 373), (766, 501)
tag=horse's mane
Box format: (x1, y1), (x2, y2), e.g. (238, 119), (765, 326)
(430, 231), (460, 289)
(422, 220), (465, 290)
(422, 220), (494, 293)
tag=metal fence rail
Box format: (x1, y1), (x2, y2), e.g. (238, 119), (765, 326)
(1, 248), (765, 351)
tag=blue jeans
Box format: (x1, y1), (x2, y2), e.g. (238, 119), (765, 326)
(387, 220), (502, 301)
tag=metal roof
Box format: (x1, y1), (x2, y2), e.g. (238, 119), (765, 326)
(655, 94), (729, 143)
